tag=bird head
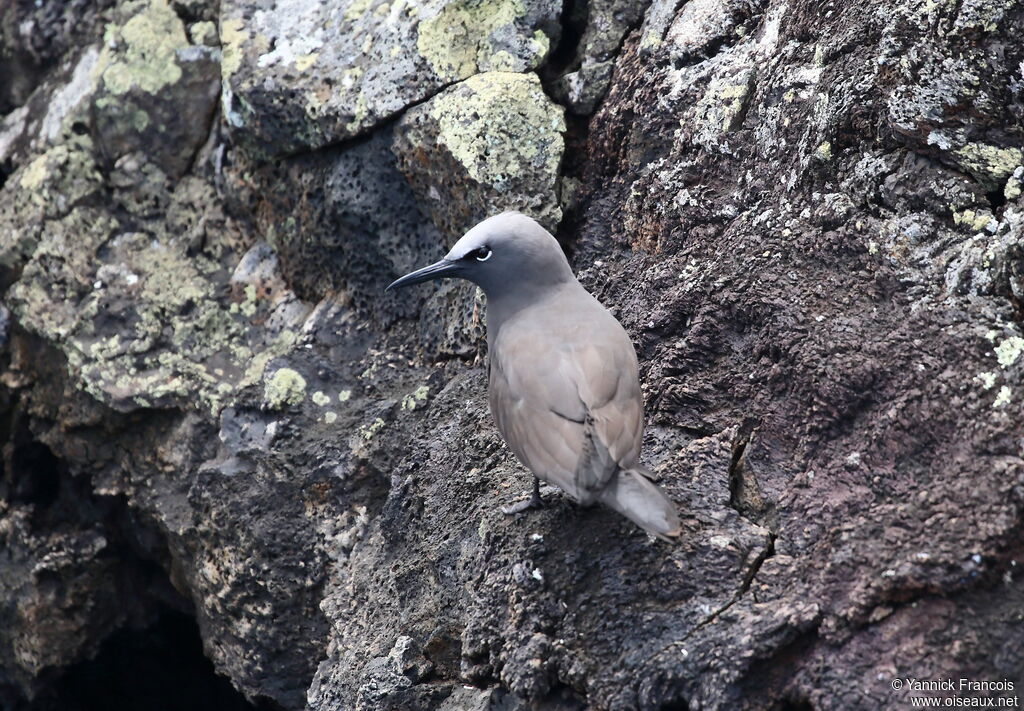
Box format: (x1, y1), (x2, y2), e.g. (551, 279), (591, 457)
(385, 212), (574, 298)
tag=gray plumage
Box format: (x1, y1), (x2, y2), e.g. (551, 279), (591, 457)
(387, 212), (681, 541)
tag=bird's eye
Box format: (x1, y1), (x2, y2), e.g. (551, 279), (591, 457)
(468, 247), (492, 262)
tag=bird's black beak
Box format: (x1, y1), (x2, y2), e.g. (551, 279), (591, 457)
(385, 259), (460, 291)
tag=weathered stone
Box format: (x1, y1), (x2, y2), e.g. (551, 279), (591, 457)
(0, 135), (104, 285)
(91, 0), (221, 179)
(0, 0), (114, 115)
(0, 46), (100, 171)
(638, 0), (680, 53)
(219, 0), (561, 156)
(0, 499), (146, 694)
(393, 71), (565, 239)
(665, 0), (762, 61)
(5, 148), (309, 416)
(417, 281), (487, 360)
(882, 0), (1023, 192)
(240, 123), (446, 324)
(549, 0), (652, 115)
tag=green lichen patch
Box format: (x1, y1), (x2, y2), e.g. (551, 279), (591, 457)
(688, 68), (755, 150)
(65, 237), (292, 412)
(8, 208), (118, 343)
(952, 143), (1023, 191)
(189, 21), (219, 46)
(98, 0), (188, 96)
(398, 71), (565, 234)
(8, 170), (307, 415)
(264, 368), (308, 409)
(90, 0), (220, 177)
(976, 371), (997, 390)
(19, 155), (51, 192)
(343, 0), (376, 22)
(0, 138), (104, 272)
(417, 0), (548, 81)
(1004, 170), (1022, 201)
(994, 336), (1024, 368)
(220, 0), (558, 155)
(715, 82), (753, 132)
(11, 137), (103, 215)
(359, 417), (386, 440)
(952, 0), (1017, 34)
(401, 385), (430, 411)
(431, 72), (563, 187)
(993, 385), (1012, 408)
(220, 17), (249, 77)
(952, 208), (992, 232)
(293, 52), (319, 72)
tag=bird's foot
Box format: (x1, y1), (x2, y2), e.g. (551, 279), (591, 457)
(500, 490), (544, 515)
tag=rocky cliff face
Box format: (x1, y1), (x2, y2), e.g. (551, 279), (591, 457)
(1, 0), (1022, 709)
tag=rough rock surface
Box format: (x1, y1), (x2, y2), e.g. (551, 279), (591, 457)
(0, 0), (116, 117)
(394, 71), (566, 239)
(548, 0), (651, 115)
(219, 0), (561, 156)
(91, 0), (221, 179)
(1, 0), (1023, 710)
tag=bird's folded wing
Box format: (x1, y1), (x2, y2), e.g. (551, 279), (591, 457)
(490, 341), (644, 501)
(558, 343), (644, 491)
(490, 360), (585, 499)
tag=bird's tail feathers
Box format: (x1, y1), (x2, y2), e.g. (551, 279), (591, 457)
(598, 467), (681, 542)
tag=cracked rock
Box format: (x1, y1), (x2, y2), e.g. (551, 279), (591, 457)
(219, 0), (561, 156)
(393, 71), (565, 239)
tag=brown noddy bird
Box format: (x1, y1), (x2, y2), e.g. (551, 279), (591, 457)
(387, 212), (681, 541)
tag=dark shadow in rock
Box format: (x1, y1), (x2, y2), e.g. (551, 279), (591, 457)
(22, 611), (276, 711)
(7, 440), (60, 511)
(771, 699), (814, 711)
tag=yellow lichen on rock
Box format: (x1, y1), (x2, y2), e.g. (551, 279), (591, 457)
(416, 0), (546, 81)
(392, 68), (565, 237)
(265, 368), (308, 410)
(993, 385), (1012, 408)
(952, 209), (991, 232)
(220, 18), (249, 77)
(689, 69), (755, 145)
(401, 385), (430, 411)
(98, 0), (187, 95)
(994, 336), (1024, 368)
(976, 371), (997, 390)
(359, 417), (386, 440)
(430, 71), (564, 192)
(953, 142), (1023, 189)
(343, 0), (377, 22)
(294, 52), (319, 72)
(189, 20), (219, 46)
(19, 155), (51, 192)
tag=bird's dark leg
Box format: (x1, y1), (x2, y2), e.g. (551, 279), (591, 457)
(501, 475), (544, 515)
